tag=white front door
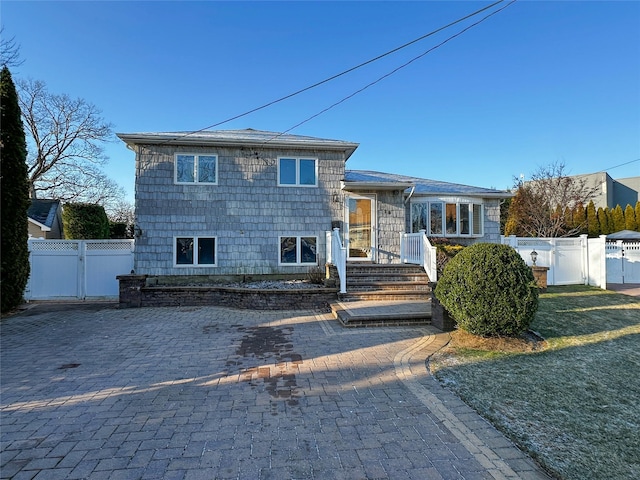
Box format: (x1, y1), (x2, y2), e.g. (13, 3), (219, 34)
(346, 194), (376, 261)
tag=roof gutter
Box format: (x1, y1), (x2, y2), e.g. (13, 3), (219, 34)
(117, 133), (359, 159)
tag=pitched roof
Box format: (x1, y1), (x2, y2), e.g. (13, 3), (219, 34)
(345, 170), (512, 198)
(117, 129), (360, 159)
(27, 199), (61, 230)
(607, 229), (640, 240)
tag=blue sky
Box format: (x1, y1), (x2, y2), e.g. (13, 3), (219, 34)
(4, 1), (639, 203)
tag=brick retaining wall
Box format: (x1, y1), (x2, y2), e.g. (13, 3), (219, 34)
(117, 274), (337, 310)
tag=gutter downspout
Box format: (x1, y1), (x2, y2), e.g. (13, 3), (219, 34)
(404, 185), (415, 205)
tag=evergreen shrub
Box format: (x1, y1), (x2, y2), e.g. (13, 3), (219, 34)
(63, 203), (110, 239)
(1, 67), (31, 312)
(434, 243), (539, 337)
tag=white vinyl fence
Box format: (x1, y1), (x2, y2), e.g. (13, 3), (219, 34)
(502, 235), (640, 288)
(606, 240), (640, 284)
(26, 239), (134, 300)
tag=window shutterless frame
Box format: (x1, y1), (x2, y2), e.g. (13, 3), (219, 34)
(175, 154), (218, 185)
(277, 157), (318, 187)
(278, 236), (318, 265)
(174, 236), (217, 267)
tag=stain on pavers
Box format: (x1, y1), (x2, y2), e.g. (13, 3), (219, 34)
(0, 304), (551, 480)
(234, 325), (303, 406)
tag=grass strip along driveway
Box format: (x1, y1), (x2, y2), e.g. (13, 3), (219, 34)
(430, 286), (640, 480)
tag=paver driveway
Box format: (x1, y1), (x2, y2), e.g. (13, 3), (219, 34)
(1, 303), (549, 479)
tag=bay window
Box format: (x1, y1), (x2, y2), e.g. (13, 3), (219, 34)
(411, 200), (484, 237)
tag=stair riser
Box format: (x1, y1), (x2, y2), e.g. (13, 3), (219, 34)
(346, 285), (431, 292)
(347, 276), (429, 283)
(346, 268), (426, 275)
(340, 293), (430, 301)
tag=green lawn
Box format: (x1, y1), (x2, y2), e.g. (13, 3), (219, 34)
(430, 286), (640, 480)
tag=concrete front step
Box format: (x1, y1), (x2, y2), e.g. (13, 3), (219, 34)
(346, 281), (431, 291)
(339, 290), (431, 302)
(331, 300), (432, 327)
(347, 274), (430, 283)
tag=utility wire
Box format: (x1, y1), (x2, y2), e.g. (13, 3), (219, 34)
(270, 0), (517, 143)
(162, 0), (507, 144)
(604, 158), (640, 172)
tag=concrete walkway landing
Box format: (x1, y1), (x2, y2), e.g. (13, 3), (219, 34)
(1, 303), (550, 480)
(331, 300), (432, 327)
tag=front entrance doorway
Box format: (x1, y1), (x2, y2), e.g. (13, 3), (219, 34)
(346, 194), (376, 261)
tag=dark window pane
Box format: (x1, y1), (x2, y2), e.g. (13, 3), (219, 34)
(280, 237), (297, 263)
(198, 238), (215, 264)
(301, 237), (317, 263)
(176, 237), (194, 264)
(411, 203), (427, 232)
(430, 203), (443, 235)
(460, 204), (470, 235)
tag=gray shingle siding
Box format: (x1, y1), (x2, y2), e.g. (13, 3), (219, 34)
(133, 144), (344, 276)
(123, 132), (511, 277)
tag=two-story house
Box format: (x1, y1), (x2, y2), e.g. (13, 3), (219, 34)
(117, 129), (510, 282)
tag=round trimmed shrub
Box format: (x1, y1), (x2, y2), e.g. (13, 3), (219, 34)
(434, 243), (538, 337)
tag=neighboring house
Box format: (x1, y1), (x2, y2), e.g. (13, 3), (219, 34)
(27, 199), (64, 239)
(575, 171), (640, 210)
(117, 129), (510, 279)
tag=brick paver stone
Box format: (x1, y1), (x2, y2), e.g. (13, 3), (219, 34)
(1, 303), (550, 479)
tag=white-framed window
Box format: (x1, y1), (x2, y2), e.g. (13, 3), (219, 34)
(411, 200), (484, 237)
(174, 236), (217, 266)
(278, 157), (317, 187)
(175, 154), (218, 184)
(279, 236), (318, 265)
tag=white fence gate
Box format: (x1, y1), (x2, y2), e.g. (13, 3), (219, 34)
(26, 239), (134, 300)
(502, 235), (640, 288)
(502, 235), (595, 286)
(606, 241), (640, 284)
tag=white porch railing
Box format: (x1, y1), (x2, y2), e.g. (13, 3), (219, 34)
(400, 230), (437, 282)
(326, 228), (347, 293)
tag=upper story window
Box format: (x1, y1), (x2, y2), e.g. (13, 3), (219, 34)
(175, 154), (218, 184)
(278, 157), (317, 187)
(412, 200), (483, 237)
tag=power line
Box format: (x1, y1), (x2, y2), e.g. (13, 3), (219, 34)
(161, 0), (508, 144)
(604, 158), (640, 172)
(271, 0), (517, 143)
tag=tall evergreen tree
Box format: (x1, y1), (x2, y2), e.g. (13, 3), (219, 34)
(1, 66), (31, 312)
(624, 204), (637, 232)
(597, 207), (610, 235)
(636, 202), (640, 232)
(612, 205), (626, 233)
(586, 200), (599, 237)
(605, 208), (615, 234)
(573, 203), (587, 235)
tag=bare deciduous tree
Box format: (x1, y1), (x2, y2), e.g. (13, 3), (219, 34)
(105, 197), (134, 225)
(505, 162), (599, 237)
(17, 78), (114, 200)
(0, 28), (23, 68)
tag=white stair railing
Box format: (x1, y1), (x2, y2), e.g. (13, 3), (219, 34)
(400, 230), (437, 282)
(326, 228), (347, 293)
